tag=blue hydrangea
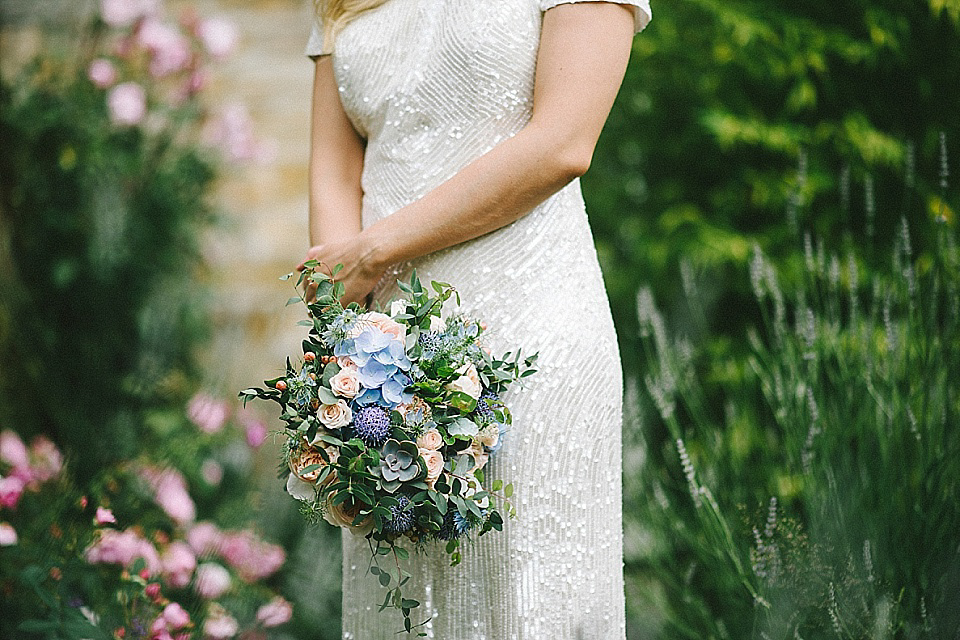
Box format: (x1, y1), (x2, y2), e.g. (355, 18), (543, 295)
(352, 405), (391, 447)
(384, 495), (415, 534)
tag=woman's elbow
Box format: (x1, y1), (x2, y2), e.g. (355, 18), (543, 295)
(554, 142), (594, 182)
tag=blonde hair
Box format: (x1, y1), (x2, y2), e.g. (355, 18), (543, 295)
(314, 0), (391, 54)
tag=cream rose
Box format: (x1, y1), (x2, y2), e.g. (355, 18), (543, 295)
(416, 428), (443, 451)
(317, 399), (352, 428)
(323, 494), (373, 534)
(419, 448), (444, 488)
(466, 439), (489, 473)
(329, 368), (359, 398)
(478, 424), (500, 449)
(361, 311), (406, 341)
(429, 315), (447, 333)
(446, 363), (482, 400)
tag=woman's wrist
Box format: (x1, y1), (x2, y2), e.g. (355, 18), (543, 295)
(358, 224), (393, 276)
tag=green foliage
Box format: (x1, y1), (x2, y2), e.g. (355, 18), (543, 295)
(631, 207), (959, 637)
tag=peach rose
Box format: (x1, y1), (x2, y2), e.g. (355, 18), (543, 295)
(289, 446), (337, 484)
(446, 363), (482, 400)
(318, 399), (352, 428)
(419, 448), (444, 488)
(361, 311), (406, 341)
(330, 369), (359, 398)
(478, 424), (500, 449)
(323, 494), (373, 534)
(337, 355), (357, 370)
(416, 428), (443, 451)
(466, 440), (489, 473)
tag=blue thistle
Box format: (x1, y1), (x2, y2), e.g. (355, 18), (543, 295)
(352, 405), (391, 447)
(418, 331), (443, 356)
(384, 495), (415, 534)
(436, 509), (472, 541)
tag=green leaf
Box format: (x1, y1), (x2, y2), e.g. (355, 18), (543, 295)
(317, 386), (338, 405)
(286, 296), (302, 307)
(504, 483), (514, 498)
(379, 572), (391, 587)
(447, 416), (479, 437)
(492, 479), (503, 492)
(395, 546), (410, 560)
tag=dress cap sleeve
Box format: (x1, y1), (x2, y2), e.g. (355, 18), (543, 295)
(539, 0), (652, 33)
(304, 14), (329, 58)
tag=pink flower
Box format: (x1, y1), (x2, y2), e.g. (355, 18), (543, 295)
(200, 459), (223, 486)
(196, 17), (238, 59)
(85, 528), (161, 576)
(138, 18), (192, 77)
(100, 0), (155, 28)
(141, 467), (196, 525)
(162, 602), (191, 629)
(219, 530), (285, 581)
(187, 393), (230, 434)
(203, 606), (238, 640)
(0, 476), (25, 509)
(0, 430), (29, 475)
(27, 436), (62, 484)
(0, 522), (17, 546)
(161, 541), (197, 588)
(187, 522), (223, 557)
(203, 103), (259, 162)
(256, 596), (293, 627)
(94, 506), (117, 526)
(107, 82), (147, 126)
(145, 582), (162, 600)
(244, 420), (267, 449)
(88, 58), (118, 88)
(194, 562), (231, 599)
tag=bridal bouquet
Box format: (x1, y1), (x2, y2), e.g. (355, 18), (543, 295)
(240, 264), (536, 633)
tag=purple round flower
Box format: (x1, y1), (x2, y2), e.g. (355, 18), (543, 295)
(352, 405), (391, 447)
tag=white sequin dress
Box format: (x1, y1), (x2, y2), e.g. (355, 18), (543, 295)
(305, 1), (651, 638)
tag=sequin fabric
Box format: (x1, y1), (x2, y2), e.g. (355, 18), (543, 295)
(305, 1), (650, 638)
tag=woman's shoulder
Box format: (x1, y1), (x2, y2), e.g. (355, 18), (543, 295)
(537, 0), (651, 33)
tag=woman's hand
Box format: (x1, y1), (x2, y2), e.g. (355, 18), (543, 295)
(296, 231), (386, 306)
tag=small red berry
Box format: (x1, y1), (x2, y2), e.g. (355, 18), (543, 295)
(304, 352), (316, 362)
(275, 380), (288, 391)
(114, 628), (126, 639)
(49, 567), (62, 581)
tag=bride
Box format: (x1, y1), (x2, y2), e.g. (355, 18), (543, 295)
(298, 0), (651, 638)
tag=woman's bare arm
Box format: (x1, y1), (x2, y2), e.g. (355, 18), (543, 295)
(308, 56), (365, 246)
(301, 3), (636, 302)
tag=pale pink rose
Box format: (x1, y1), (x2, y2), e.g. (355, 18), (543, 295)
(187, 522), (223, 557)
(187, 393), (229, 434)
(419, 449), (444, 488)
(329, 368), (359, 398)
(203, 606), (238, 640)
(85, 528), (161, 575)
(88, 58), (117, 88)
(107, 82), (146, 126)
(219, 531), (285, 581)
(28, 436), (62, 483)
(360, 312), (406, 341)
(317, 399), (352, 429)
(203, 103), (257, 162)
(0, 430), (29, 477)
(142, 467), (196, 525)
(200, 459), (223, 486)
(0, 476), (25, 509)
(94, 506), (117, 525)
(162, 602), (191, 629)
(138, 18), (191, 77)
(337, 356), (357, 370)
(196, 17), (238, 59)
(100, 0), (154, 27)
(416, 429), (443, 451)
(322, 494), (373, 534)
(446, 363), (482, 400)
(194, 562), (231, 599)
(256, 596), (293, 627)
(0, 522), (17, 546)
(161, 541), (197, 588)
(478, 424), (500, 449)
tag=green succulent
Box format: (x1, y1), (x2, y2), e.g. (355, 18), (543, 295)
(376, 438), (423, 492)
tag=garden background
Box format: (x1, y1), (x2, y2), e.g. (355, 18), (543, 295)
(1, 0), (957, 638)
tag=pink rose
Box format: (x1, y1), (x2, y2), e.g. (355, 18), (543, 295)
(138, 18), (191, 77)
(201, 459), (223, 486)
(142, 467), (195, 525)
(360, 312), (406, 341)
(416, 429), (443, 451)
(329, 368), (359, 398)
(28, 436), (62, 484)
(94, 506), (117, 526)
(0, 430), (29, 480)
(187, 522), (223, 557)
(187, 393), (229, 434)
(244, 420), (268, 449)
(107, 82), (146, 126)
(194, 562), (231, 599)
(202, 103), (257, 162)
(419, 449), (444, 488)
(446, 363), (482, 400)
(85, 528), (161, 575)
(0, 476), (25, 509)
(88, 58), (117, 88)
(196, 17), (238, 59)
(256, 596), (293, 627)
(162, 602), (191, 629)
(219, 531), (285, 581)
(317, 399), (352, 428)
(203, 606), (238, 640)
(337, 356), (357, 370)
(0, 522), (17, 546)
(161, 541), (197, 588)
(100, 0), (154, 27)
